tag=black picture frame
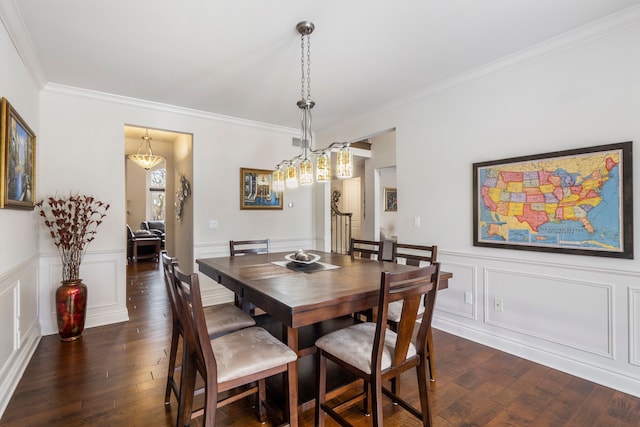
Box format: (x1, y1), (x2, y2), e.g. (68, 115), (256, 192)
(473, 141), (633, 259)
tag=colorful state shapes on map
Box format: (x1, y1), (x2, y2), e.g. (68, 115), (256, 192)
(582, 177), (603, 192)
(539, 183), (555, 194)
(544, 192), (559, 203)
(523, 171), (539, 187)
(553, 187), (565, 201)
(545, 203), (558, 218)
(501, 171), (523, 182)
(516, 204), (550, 231)
(509, 192), (526, 203)
(481, 221), (506, 241)
(569, 186), (582, 195)
(508, 228), (530, 243)
(605, 156), (618, 172)
(548, 174), (562, 187)
(529, 202), (546, 212)
(508, 202), (524, 216)
(482, 176), (498, 187)
(481, 186), (500, 210)
(496, 201), (510, 216)
(538, 170), (553, 185)
(554, 169), (577, 186)
(487, 223), (505, 240)
(526, 193), (545, 203)
(506, 181), (523, 193)
(530, 234), (559, 245)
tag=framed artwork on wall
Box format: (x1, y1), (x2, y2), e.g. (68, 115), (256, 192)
(1, 98), (36, 210)
(384, 187), (397, 212)
(473, 141), (633, 258)
(240, 167), (283, 210)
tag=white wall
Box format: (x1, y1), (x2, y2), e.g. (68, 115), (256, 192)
(0, 12), (42, 417)
(320, 15), (640, 397)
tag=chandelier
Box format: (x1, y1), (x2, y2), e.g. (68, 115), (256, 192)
(128, 129), (165, 170)
(273, 21), (353, 192)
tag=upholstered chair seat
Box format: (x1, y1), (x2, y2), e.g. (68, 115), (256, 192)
(203, 303), (256, 338)
(316, 322), (416, 374)
(210, 326), (297, 383)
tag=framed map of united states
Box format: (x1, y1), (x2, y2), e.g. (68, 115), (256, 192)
(473, 141), (633, 259)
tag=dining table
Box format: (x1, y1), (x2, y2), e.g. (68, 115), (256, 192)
(196, 250), (452, 424)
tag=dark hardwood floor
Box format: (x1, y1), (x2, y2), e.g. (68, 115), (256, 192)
(1, 260), (639, 426)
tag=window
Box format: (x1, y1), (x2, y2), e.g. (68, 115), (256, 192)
(149, 168), (166, 221)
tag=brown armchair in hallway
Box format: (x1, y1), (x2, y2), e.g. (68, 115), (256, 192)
(126, 225), (161, 263)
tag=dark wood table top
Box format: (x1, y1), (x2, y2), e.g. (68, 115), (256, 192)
(197, 251), (451, 329)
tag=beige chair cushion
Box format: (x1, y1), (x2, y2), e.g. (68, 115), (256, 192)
(387, 300), (425, 323)
(203, 303), (255, 336)
(211, 327), (297, 383)
(315, 322), (416, 374)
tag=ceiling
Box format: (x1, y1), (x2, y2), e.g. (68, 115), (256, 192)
(7, 0), (640, 132)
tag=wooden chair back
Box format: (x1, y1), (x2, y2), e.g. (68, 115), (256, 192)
(392, 243), (438, 266)
(161, 251), (181, 325)
(375, 263), (441, 371)
(229, 239), (270, 256)
(350, 238), (384, 260)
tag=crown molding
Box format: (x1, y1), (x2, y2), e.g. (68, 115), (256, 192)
(337, 4), (640, 130)
(44, 83), (298, 135)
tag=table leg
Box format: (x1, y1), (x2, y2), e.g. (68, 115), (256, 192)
(284, 325), (299, 426)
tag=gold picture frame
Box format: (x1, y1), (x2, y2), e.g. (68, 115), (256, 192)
(384, 187), (397, 212)
(240, 167), (283, 210)
(1, 98), (36, 209)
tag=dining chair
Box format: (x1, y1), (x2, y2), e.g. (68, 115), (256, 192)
(389, 242), (439, 382)
(315, 263), (441, 427)
(349, 238), (384, 260)
(349, 238), (385, 322)
(229, 238), (270, 256)
(173, 265), (298, 427)
(229, 238), (270, 314)
(161, 252), (256, 408)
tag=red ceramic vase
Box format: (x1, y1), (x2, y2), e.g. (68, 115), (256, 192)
(55, 279), (88, 341)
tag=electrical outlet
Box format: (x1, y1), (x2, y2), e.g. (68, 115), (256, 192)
(464, 291), (473, 304)
(494, 298), (504, 312)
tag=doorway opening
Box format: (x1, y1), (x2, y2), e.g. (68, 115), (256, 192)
(124, 125), (194, 268)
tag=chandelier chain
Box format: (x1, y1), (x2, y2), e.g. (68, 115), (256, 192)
(300, 33), (305, 100)
(300, 32), (312, 101)
(306, 33), (311, 100)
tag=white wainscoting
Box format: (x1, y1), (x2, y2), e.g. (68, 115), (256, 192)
(0, 257), (41, 417)
(433, 250), (640, 399)
(39, 251), (129, 336)
(631, 286), (640, 367)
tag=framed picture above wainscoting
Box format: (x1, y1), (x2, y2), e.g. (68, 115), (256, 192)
(1, 97), (36, 210)
(384, 187), (397, 212)
(473, 141), (633, 259)
(240, 167), (283, 210)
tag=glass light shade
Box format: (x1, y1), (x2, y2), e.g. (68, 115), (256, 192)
(128, 154), (165, 170)
(336, 147), (353, 179)
(285, 164), (299, 188)
(316, 153), (330, 182)
(129, 130), (165, 170)
(299, 159), (313, 185)
(272, 168), (285, 192)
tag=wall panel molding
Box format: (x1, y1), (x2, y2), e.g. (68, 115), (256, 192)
(630, 286), (640, 366)
(436, 261), (477, 321)
(483, 267), (613, 357)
